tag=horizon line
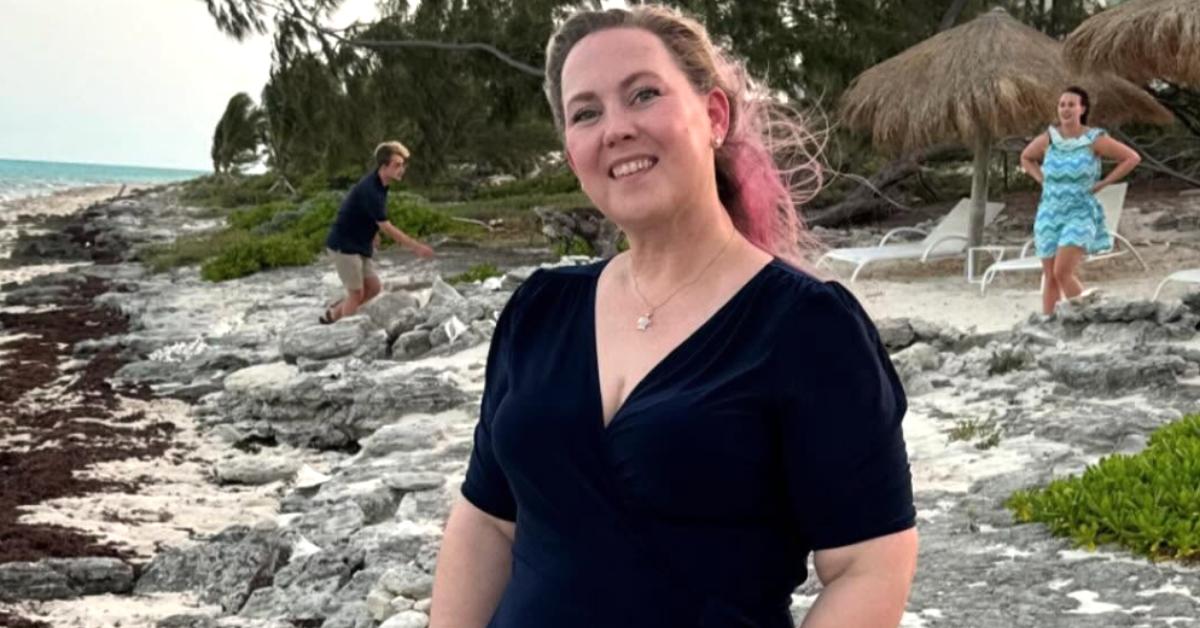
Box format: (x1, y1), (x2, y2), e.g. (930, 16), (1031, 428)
(0, 155), (211, 174)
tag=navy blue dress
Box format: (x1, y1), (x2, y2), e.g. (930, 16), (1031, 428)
(462, 258), (915, 627)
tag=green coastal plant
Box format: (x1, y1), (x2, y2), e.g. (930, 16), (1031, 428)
(552, 236), (595, 258)
(181, 173), (288, 208)
(948, 417), (1002, 450)
(200, 233), (315, 281)
(448, 263), (503, 285)
(161, 169), (585, 280)
(1007, 414), (1200, 562)
(196, 191), (470, 281)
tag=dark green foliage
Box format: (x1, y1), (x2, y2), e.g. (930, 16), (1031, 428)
(159, 184), (480, 281)
(474, 169), (580, 200)
(141, 229), (256, 273)
(448, 263), (502, 284)
(200, 234), (316, 281)
(181, 174), (290, 209)
(228, 200), (296, 231)
(947, 417), (1003, 450)
(202, 0), (270, 41)
(443, 191), (591, 218)
(1008, 414), (1200, 562)
(552, 236), (595, 258)
(211, 92), (265, 173)
(200, 0), (1111, 198)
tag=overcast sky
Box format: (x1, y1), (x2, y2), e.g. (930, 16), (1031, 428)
(0, 0), (633, 172)
(0, 0), (379, 171)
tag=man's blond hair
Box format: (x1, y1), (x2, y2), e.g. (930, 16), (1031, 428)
(375, 141), (411, 167)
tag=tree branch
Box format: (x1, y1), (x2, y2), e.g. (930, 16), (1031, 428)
(342, 38), (542, 75)
(938, 0), (971, 31)
(1113, 129), (1200, 188)
(256, 0), (542, 76)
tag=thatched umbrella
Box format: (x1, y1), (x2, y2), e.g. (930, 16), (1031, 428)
(1065, 0), (1200, 87)
(841, 7), (1173, 248)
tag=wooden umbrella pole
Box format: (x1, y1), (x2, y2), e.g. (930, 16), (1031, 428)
(969, 135), (992, 251)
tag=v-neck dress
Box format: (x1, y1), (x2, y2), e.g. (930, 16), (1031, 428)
(462, 258), (915, 627)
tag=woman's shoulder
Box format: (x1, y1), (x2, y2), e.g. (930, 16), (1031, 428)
(759, 260), (874, 329)
(757, 260), (887, 365)
(500, 259), (606, 318)
(517, 259), (605, 292)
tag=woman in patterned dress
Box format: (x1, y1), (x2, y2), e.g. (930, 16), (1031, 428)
(1020, 86), (1141, 316)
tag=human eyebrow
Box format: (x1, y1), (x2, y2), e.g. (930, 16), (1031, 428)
(564, 70), (663, 109)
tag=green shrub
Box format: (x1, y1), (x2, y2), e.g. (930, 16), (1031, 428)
(200, 237), (265, 281)
(948, 418), (1002, 450)
(1007, 414), (1200, 562)
(228, 200), (297, 231)
(448, 263), (502, 285)
(474, 170), (580, 199)
(168, 176), (491, 280)
(141, 229), (253, 273)
(440, 191), (592, 221)
(200, 234), (315, 281)
(287, 192), (343, 242)
(181, 174), (289, 208)
(552, 236), (595, 257)
(296, 166), (366, 197)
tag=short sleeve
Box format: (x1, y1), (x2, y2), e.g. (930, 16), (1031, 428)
(370, 194), (387, 222)
(776, 281), (915, 550)
(460, 271), (542, 521)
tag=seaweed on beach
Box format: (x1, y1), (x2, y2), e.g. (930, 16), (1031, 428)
(0, 611), (51, 628)
(0, 275), (174, 565)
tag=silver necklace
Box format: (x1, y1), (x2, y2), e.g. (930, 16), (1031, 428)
(629, 230), (736, 332)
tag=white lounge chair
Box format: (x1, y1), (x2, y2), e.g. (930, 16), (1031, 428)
(1153, 269), (1200, 301)
(978, 183), (1147, 294)
(815, 198), (1006, 282)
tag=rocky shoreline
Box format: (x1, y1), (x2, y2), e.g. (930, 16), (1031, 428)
(2, 185), (1200, 627)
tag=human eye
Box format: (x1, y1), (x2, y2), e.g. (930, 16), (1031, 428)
(570, 107), (599, 124)
(631, 86), (661, 105)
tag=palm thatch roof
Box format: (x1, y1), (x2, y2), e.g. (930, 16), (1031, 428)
(1065, 0), (1200, 87)
(840, 7), (1173, 155)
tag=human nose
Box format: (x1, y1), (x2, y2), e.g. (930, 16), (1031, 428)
(601, 107), (637, 149)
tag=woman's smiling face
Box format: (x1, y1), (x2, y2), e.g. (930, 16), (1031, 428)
(559, 27), (724, 229)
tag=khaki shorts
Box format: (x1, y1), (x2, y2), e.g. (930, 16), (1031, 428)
(327, 249), (378, 291)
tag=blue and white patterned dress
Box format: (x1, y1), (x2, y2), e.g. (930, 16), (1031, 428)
(1033, 126), (1113, 258)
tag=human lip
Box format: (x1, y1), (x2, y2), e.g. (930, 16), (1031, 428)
(608, 156), (658, 179)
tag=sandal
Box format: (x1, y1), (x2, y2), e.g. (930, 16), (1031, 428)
(319, 298), (344, 324)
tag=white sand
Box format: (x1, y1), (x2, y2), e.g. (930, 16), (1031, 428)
(839, 194), (1200, 332)
(0, 185), (127, 219)
(1, 592), (220, 628)
(16, 398), (290, 559)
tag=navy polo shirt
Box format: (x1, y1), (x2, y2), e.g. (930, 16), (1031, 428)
(326, 170), (388, 258)
(462, 259), (916, 627)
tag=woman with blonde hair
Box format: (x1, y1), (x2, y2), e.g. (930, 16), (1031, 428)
(431, 5), (917, 627)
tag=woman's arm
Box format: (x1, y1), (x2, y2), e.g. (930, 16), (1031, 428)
(429, 499), (516, 628)
(1091, 135), (1142, 193)
(800, 528), (919, 628)
(1020, 133), (1050, 185)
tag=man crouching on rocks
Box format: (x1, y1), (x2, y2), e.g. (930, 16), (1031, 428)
(321, 141), (435, 324)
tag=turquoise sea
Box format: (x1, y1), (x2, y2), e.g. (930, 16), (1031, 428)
(0, 158), (206, 204)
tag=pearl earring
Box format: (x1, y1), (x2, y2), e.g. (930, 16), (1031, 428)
(712, 135), (723, 149)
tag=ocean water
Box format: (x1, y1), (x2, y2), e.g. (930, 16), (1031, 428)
(0, 158), (206, 204)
